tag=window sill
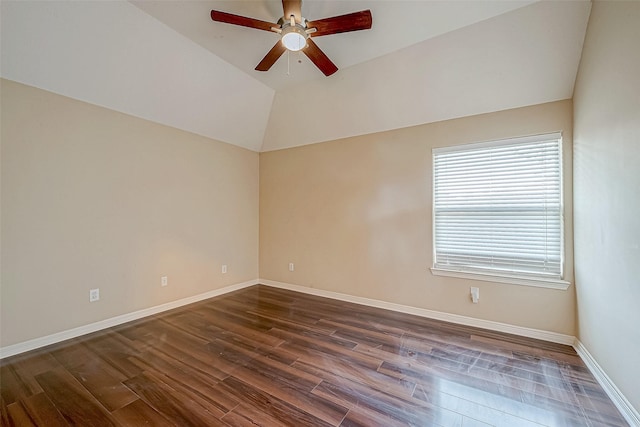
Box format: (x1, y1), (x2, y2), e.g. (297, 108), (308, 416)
(430, 268), (571, 290)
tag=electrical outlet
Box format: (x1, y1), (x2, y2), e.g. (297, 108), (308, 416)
(289, 263), (294, 272)
(222, 265), (227, 274)
(89, 288), (100, 302)
(470, 287), (480, 303)
(161, 276), (168, 287)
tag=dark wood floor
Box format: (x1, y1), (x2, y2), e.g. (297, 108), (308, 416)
(0, 285), (628, 426)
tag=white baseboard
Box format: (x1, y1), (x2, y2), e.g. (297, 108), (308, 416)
(258, 279), (576, 345)
(574, 340), (640, 427)
(1, 278), (574, 359)
(0, 279), (259, 359)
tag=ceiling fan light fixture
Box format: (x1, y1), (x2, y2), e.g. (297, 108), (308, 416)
(281, 25), (307, 51)
(211, 2), (372, 76)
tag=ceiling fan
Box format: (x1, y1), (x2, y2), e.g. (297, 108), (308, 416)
(210, 0), (372, 76)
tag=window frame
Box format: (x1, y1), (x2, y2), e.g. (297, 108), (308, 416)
(430, 133), (570, 290)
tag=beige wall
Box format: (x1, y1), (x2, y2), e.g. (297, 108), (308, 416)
(1, 80), (577, 350)
(573, 1), (640, 413)
(0, 79), (259, 347)
(260, 100), (575, 335)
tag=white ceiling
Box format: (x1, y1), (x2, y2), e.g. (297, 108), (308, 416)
(1, 1), (591, 152)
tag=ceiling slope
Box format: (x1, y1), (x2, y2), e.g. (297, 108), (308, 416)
(261, 0), (591, 151)
(1, 1), (590, 152)
(0, 0), (274, 151)
(132, 0), (536, 91)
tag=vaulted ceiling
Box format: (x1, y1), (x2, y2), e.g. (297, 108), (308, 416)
(1, 1), (591, 152)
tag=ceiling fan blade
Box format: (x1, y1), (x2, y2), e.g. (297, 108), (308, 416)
(211, 10), (275, 32)
(306, 10), (372, 37)
(255, 41), (287, 72)
(302, 39), (338, 76)
(282, 0), (302, 23)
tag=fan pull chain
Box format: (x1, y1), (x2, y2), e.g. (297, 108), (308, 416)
(287, 50), (290, 75)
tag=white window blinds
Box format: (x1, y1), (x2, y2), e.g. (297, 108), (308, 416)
(433, 133), (563, 280)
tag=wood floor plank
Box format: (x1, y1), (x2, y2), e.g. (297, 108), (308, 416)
(34, 367), (118, 426)
(245, 308), (338, 336)
(0, 352), (60, 404)
(221, 402), (300, 427)
(6, 401), (37, 427)
(412, 383), (543, 427)
(207, 339), (348, 426)
(219, 375), (335, 427)
(268, 327), (365, 364)
(127, 348), (237, 413)
(80, 332), (144, 379)
(209, 337), (321, 388)
(338, 407), (408, 427)
(111, 398), (175, 427)
(312, 378), (463, 427)
(65, 359), (138, 411)
(0, 285), (629, 426)
(16, 392), (68, 427)
(135, 340), (233, 382)
(378, 347), (591, 415)
(1, 365), (31, 405)
(141, 367), (233, 420)
(50, 340), (100, 370)
(197, 308), (287, 348)
(219, 295), (328, 328)
(159, 310), (227, 343)
(123, 369), (226, 426)
(0, 396), (10, 426)
(293, 351), (417, 400)
(213, 328), (300, 366)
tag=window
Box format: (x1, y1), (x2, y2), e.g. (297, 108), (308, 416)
(431, 133), (568, 289)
